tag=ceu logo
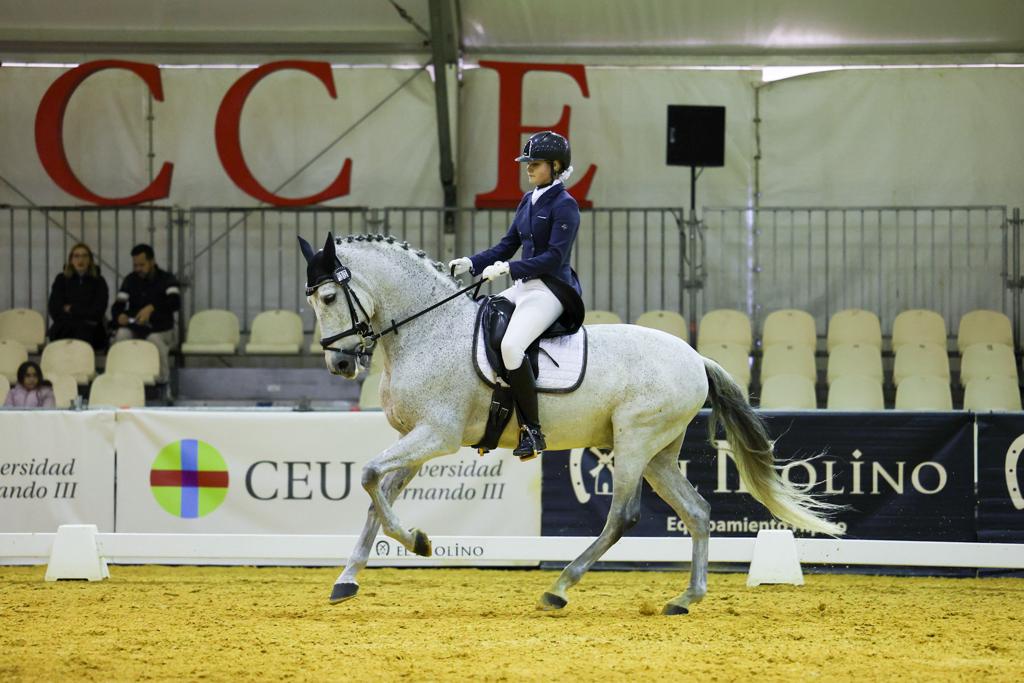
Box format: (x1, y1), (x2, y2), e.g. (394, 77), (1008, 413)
(1006, 434), (1024, 511)
(375, 539), (391, 557)
(150, 439), (229, 518)
(569, 447), (615, 504)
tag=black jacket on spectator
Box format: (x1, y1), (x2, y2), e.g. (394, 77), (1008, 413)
(48, 271), (110, 350)
(111, 267), (181, 333)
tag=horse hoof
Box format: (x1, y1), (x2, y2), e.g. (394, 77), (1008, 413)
(538, 592), (567, 610)
(329, 582), (359, 604)
(411, 529), (432, 557)
(661, 603), (689, 616)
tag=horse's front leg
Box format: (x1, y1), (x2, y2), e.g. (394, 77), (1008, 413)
(330, 465), (418, 604)
(361, 423), (455, 555)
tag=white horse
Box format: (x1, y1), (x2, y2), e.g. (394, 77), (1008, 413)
(300, 233), (841, 615)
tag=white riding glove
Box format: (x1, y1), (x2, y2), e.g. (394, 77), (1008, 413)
(481, 261), (510, 282)
(448, 257), (472, 277)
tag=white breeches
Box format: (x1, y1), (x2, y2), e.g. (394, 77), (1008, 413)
(498, 279), (565, 370)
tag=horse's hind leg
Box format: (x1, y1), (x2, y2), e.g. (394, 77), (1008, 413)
(330, 465), (417, 604)
(643, 434), (711, 615)
(538, 435), (654, 611)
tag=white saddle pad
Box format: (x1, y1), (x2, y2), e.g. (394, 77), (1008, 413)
(474, 325), (587, 393)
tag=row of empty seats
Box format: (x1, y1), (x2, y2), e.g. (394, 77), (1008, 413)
(3, 305), (1021, 411)
(583, 307), (1021, 411)
(586, 307), (1013, 351)
(659, 307), (1012, 353)
(5, 305), (1015, 354)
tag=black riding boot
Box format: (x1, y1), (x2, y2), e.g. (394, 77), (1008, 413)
(507, 360), (546, 461)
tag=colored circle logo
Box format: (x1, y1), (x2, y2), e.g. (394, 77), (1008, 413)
(150, 439), (229, 518)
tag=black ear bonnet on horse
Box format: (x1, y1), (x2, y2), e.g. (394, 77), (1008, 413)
(298, 233), (347, 293)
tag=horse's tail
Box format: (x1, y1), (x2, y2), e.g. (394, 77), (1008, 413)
(703, 358), (845, 536)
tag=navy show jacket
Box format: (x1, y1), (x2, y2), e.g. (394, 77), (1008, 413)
(469, 182), (583, 297)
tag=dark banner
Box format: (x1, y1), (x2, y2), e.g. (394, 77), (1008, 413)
(542, 411), (975, 541)
(976, 413), (1024, 543)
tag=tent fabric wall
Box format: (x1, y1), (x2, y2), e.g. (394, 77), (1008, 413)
(759, 68), (1024, 206)
(1, 63), (1021, 324)
(3, 64), (1021, 209)
(0, 66), (441, 207)
(457, 66), (758, 208)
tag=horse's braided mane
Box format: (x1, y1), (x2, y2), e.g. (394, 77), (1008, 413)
(337, 233), (460, 287)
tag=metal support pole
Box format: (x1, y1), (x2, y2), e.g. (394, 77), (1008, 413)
(146, 92), (155, 187)
(1012, 208), (1022, 351)
(428, 0), (459, 261)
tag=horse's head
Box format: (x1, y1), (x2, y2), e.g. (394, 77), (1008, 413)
(299, 233), (374, 379)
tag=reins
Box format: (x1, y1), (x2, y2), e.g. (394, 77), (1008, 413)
(318, 273), (484, 353)
(363, 278), (485, 342)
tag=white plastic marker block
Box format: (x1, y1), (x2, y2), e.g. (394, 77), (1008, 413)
(746, 529), (804, 587)
(44, 524), (110, 582)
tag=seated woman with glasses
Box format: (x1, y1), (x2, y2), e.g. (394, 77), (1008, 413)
(3, 361), (56, 408)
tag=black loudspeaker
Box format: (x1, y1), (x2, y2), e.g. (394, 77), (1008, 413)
(666, 105), (725, 167)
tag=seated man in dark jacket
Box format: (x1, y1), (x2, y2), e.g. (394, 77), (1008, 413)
(48, 242), (109, 350)
(111, 243), (180, 383)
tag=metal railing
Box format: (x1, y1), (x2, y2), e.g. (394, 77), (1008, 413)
(700, 206), (1012, 340)
(2, 203), (1021, 348)
(379, 207), (694, 324)
(1, 206), (176, 312)
(183, 207), (373, 333)
(179, 206), (696, 331)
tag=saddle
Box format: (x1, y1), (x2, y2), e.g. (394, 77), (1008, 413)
(471, 295), (588, 453)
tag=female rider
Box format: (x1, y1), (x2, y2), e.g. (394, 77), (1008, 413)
(449, 131), (584, 461)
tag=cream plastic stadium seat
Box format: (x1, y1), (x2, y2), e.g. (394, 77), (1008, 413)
(584, 310), (622, 325)
(700, 342), (750, 392)
(697, 309), (752, 352)
(309, 320), (322, 353)
(245, 310), (304, 355)
(0, 339), (29, 384)
(88, 372), (145, 408)
(181, 309), (240, 355)
(0, 308), (45, 353)
(40, 339), (96, 384)
(634, 310), (689, 343)
(359, 352), (386, 410)
(895, 375), (952, 411)
(827, 375), (884, 411)
(960, 343), (1017, 387)
(827, 309), (882, 352)
(827, 343), (883, 385)
(759, 374), (817, 410)
(762, 309), (817, 349)
(963, 376), (1022, 411)
(106, 339), (160, 386)
(47, 373), (78, 408)
(892, 309), (947, 351)
(761, 343), (816, 383)
(0, 375), (9, 404)
(893, 343), (950, 387)
(958, 309), (1013, 352)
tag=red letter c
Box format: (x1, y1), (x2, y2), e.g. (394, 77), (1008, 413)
(35, 60), (173, 206)
(215, 61), (352, 206)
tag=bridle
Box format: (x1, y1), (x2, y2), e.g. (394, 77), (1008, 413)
(307, 257), (483, 364)
(306, 262), (376, 362)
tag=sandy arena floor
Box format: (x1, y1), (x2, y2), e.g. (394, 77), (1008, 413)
(0, 565), (1021, 681)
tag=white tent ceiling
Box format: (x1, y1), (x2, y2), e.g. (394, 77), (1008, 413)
(0, 0), (1022, 63)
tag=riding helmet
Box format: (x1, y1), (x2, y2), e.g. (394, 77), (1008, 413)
(515, 131), (571, 171)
